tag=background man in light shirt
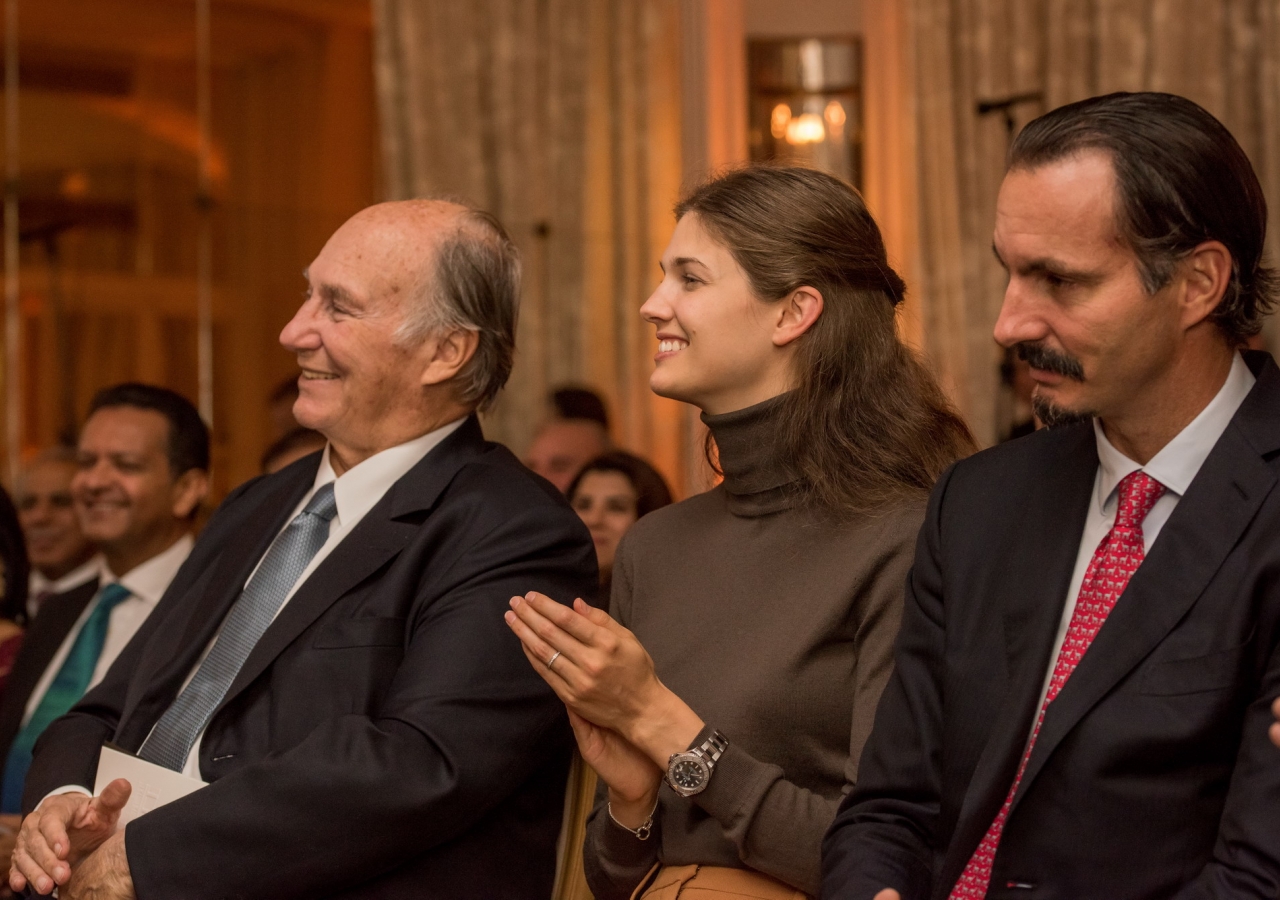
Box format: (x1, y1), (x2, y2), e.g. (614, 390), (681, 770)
(0, 384), (208, 866)
(16, 447), (101, 620)
(10, 200), (595, 900)
(824, 92), (1280, 898)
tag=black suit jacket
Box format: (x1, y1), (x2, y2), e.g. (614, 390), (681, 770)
(823, 352), (1280, 900)
(0, 578), (100, 762)
(25, 416), (597, 899)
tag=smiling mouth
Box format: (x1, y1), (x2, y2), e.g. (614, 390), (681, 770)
(657, 339), (688, 354)
(300, 370), (339, 381)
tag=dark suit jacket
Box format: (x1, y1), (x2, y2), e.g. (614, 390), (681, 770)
(823, 351), (1280, 900)
(0, 578), (100, 761)
(25, 416), (597, 900)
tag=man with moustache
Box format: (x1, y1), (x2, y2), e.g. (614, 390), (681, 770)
(0, 386), (208, 867)
(17, 448), (102, 619)
(10, 200), (595, 900)
(823, 92), (1280, 898)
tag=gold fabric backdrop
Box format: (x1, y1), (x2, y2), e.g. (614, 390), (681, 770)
(371, 0), (695, 496)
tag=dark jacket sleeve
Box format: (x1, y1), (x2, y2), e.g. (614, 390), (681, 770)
(1172, 635), (1280, 899)
(21, 476), (266, 810)
(115, 473), (595, 900)
(822, 468), (958, 900)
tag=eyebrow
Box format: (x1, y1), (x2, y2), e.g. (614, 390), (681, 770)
(658, 256), (708, 274)
(991, 244), (1104, 285)
(302, 269), (361, 308)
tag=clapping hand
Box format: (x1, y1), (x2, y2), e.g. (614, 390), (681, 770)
(9, 778), (131, 895)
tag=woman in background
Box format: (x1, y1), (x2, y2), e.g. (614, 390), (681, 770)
(508, 165), (974, 899)
(567, 451), (673, 605)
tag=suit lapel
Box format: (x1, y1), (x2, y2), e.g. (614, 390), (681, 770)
(939, 426), (1098, 886)
(208, 416), (488, 716)
(0, 579), (100, 754)
(133, 469), (314, 714)
(1010, 355), (1280, 813)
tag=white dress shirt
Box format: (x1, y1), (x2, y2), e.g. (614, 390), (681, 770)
(1033, 352), (1256, 719)
(23, 536), (193, 726)
(28, 556), (105, 620)
(175, 418), (466, 778)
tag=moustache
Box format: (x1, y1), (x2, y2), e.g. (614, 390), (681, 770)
(1015, 342), (1084, 381)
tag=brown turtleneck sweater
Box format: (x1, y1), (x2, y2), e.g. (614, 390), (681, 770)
(583, 396), (926, 898)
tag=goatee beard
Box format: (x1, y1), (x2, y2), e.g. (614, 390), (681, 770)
(1032, 392), (1094, 429)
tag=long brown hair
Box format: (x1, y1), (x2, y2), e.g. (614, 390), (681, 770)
(676, 165), (975, 515)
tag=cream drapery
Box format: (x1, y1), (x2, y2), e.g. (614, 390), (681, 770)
(372, 0), (691, 494)
(908, 0), (1280, 444)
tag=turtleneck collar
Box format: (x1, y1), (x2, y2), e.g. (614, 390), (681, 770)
(701, 393), (801, 517)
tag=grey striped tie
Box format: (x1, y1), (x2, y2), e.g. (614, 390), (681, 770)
(139, 483), (338, 771)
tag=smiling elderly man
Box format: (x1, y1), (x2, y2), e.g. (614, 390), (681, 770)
(10, 200), (596, 900)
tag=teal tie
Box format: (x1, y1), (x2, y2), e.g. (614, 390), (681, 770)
(1, 582), (132, 812)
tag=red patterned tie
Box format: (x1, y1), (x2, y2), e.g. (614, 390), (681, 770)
(949, 470), (1166, 899)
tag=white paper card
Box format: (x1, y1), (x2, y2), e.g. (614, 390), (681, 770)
(93, 745), (206, 828)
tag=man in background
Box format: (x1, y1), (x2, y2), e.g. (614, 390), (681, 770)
(525, 386), (611, 493)
(16, 448), (100, 620)
(0, 384), (208, 824)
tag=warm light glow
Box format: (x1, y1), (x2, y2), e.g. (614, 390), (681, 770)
(770, 103), (791, 139)
(59, 170), (90, 198)
(785, 113), (826, 145)
(824, 100), (846, 131)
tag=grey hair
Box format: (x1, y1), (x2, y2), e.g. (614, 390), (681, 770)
(395, 208), (520, 410)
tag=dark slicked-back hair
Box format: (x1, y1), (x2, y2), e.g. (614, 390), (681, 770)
(1009, 91), (1277, 345)
(87, 383), (210, 475)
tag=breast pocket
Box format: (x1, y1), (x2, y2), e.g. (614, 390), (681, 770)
(1138, 642), (1249, 696)
(312, 616), (406, 649)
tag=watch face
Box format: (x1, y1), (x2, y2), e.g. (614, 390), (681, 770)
(670, 756), (709, 792)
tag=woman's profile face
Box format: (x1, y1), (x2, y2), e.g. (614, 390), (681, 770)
(570, 470), (639, 580)
(640, 214), (791, 414)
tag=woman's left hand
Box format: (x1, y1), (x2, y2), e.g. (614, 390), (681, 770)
(504, 592), (704, 763)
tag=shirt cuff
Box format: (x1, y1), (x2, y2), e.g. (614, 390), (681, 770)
(38, 785), (92, 808)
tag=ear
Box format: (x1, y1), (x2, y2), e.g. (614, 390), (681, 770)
(1179, 240), (1232, 330)
(170, 469), (209, 520)
(772, 286), (824, 348)
(420, 328), (482, 387)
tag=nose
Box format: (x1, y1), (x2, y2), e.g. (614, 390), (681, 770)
(577, 502), (605, 529)
(992, 276), (1049, 349)
(280, 294), (323, 354)
(72, 460), (112, 496)
(640, 280), (674, 327)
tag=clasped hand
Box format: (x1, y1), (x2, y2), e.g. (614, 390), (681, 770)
(504, 593), (704, 824)
(9, 778), (134, 899)
(505, 593), (663, 734)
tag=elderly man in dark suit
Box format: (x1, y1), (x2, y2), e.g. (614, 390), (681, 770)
(823, 92), (1280, 899)
(9, 200), (596, 900)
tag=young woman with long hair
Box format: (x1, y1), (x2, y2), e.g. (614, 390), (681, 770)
(506, 166), (974, 900)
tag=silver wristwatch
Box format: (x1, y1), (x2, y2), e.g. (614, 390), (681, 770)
(665, 730), (728, 797)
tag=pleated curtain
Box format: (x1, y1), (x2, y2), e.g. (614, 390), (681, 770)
(371, 0), (692, 494)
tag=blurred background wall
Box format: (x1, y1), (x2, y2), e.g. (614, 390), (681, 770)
(1, 0), (1277, 501)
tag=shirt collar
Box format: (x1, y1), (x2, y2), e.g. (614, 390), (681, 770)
(312, 417), (468, 527)
(30, 554), (105, 596)
(1094, 351), (1256, 509)
(105, 533), (194, 607)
